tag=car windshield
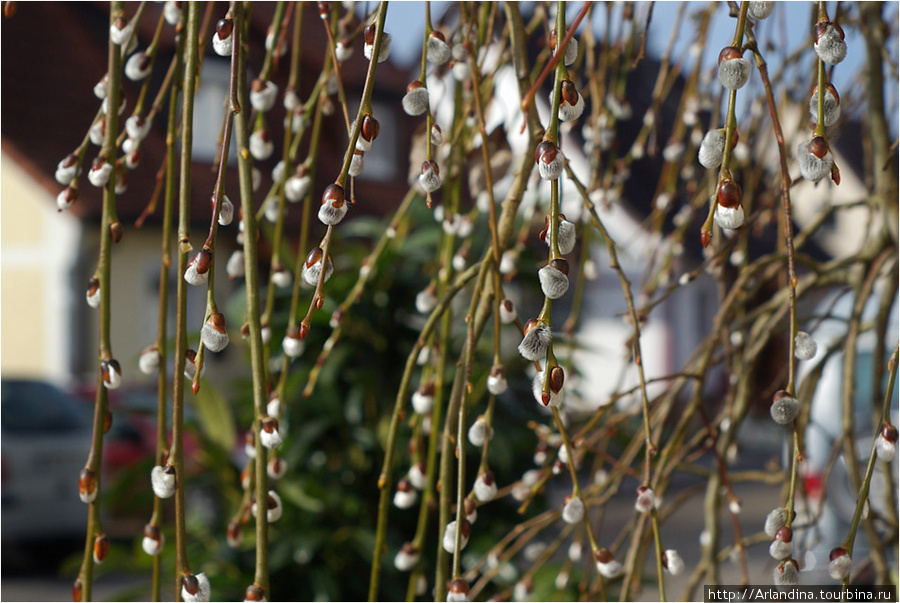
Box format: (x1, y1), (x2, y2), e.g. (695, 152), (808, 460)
(1, 380), (92, 434)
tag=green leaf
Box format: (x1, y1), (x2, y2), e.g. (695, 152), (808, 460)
(193, 377), (235, 453)
(279, 479), (326, 513)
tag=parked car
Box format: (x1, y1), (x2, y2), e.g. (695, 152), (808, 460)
(1, 379), (93, 544)
(796, 291), (898, 580)
(70, 384), (161, 477)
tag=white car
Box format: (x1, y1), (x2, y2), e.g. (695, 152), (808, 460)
(796, 292), (898, 579)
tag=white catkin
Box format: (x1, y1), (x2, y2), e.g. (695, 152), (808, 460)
(89, 121), (104, 146)
(142, 533), (164, 556)
(318, 201), (348, 226)
(260, 491), (283, 523)
(431, 124), (443, 146)
(364, 32), (392, 63)
(418, 165), (442, 193)
(764, 508), (787, 537)
(538, 153), (564, 180)
(473, 475), (497, 502)
(718, 57), (751, 90)
(815, 25), (847, 65)
(699, 129), (726, 169)
(271, 269), (292, 288)
(411, 389), (434, 415)
(349, 153), (364, 177)
(285, 175), (312, 203)
(518, 323), (551, 361)
(267, 397), (281, 418)
(538, 264), (569, 299)
(80, 482), (97, 504)
(774, 561), (799, 586)
(531, 371), (562, 408)
(426, 35), (451, 65)
(809, 88), (841, 127)
(282, 335), (304, 358)
(487, 373), (508, 395)
(87, 285), (101, 308)
(88, 162), (113, 187)
(55, 160), (78, 186)
(715, 204), (745, 230)
(748, 1), (774, 20)
(284, 89), (300, 112)
(562, 497), (585, 524)
(556, 36), (578, 66)
(876, 434), (896, 462)
(394, 548), (419, 571)
(558, 93), (585, 122)
(794, 331), (818, 360)
(408, 464), (427, 490)
(110, 20), (134, 45)
(665, 549), (685, 576)
(828, 554), (852, 581)
(797, 142), (834, 183)
(770, 395), (800, 425)
(182, 573), (211, 603)
(217, 196), (234, 226)
(596, 559), (623, 579)
(139, 347), (161, 375)
(335, 41), (354, 62)
(213, 31), (233, 56)
(126, 115), (151, 141)
(499, 301), (517, 324)
(769, 538), (793, 560)
(500, 250), (517, 275)
(201, 323), (229, 353)
(415, 288), (437, 314)
(103, 362), (122, 389)
(467, 417), (493, 447)
(163, 1), (181, 25)
(547, 220), (577, 255)
(442, 521), (469, 553)
(663, 143), (684, 163)
(393, 487), (417, 509)
(250, 80), (278, 113)
(402, 87), (430, 116)
(226, 250), (245, 279)
(125, 52), (151, 81)
(249, 130), (274, 161)
(634, 488), (655, 513)
(151, 466), (175, 499)
(260, 427), (283, 450)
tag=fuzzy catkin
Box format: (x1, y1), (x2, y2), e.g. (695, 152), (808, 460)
(797, 142), (834, 182)
(718, 57), (751, 90)
(699, 130), (726, 169)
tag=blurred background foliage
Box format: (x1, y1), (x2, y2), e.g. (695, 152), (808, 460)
(71, 202), (569, 601)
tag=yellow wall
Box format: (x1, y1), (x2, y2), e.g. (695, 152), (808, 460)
(1, 268), (45, 376)
(0, 166), (44, 246)
(1, 152), (80, 382)
(1, 150), (250, 390)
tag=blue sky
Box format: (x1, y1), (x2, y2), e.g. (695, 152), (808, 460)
(375, 2), (898, 130)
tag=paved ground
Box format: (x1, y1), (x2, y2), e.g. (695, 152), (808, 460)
(0, 467), (829, 602)
(1, 576), (151, 602)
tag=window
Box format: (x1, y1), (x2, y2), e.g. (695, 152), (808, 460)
(192, 60), (237, 163)
(357, 100), (397, 182)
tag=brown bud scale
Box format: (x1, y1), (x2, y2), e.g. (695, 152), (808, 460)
(717, 179), (742, 209)
(718, 46), (742, 66)
(216, 18), (233, 40)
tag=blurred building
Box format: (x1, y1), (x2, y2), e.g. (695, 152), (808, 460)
(1, 2), (411, 386)
(1, 2), (887, 407)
